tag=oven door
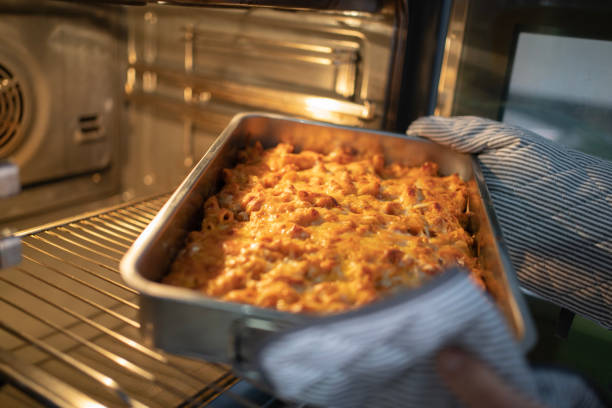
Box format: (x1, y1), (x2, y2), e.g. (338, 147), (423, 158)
(438, 0), (612, 159)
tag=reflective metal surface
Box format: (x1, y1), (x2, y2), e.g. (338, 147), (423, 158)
(125, 5), (400, 131)
(121, 112), (536, 384)
(435, 0), (468, 117)
(1, 1), (409, 227)
(158, 0), (384, 12)
(0, 196), (279, 407)
(0, 348), (106, 408)
(59, 0), (386, 13)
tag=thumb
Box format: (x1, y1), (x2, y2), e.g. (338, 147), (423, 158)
(436, 348), (545, 408)
(406, 116), (524, 154)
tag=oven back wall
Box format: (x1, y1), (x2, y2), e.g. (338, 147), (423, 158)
(120, 4), (399, 200)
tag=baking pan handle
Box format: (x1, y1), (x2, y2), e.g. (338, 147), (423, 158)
(230, 317), (280, 376)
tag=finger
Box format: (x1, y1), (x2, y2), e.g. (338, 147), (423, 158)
(436, 348), (544, 408)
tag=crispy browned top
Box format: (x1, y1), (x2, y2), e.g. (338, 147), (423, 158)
(163, 142), (483, 314)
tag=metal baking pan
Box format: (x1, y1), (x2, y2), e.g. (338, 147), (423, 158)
(120, 112), (536, 381)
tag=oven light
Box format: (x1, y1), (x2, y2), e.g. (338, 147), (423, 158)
(305, 97), (343, 113)
(304, 96), (371, 120)
(304, 97), (343, 122)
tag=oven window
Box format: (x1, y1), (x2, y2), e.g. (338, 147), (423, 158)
(502, 32), (612, 160)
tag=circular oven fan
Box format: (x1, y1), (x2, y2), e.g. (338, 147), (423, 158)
(0, 62), (26, 158)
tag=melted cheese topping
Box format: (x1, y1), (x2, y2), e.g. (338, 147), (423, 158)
(164, 142), (483, 314)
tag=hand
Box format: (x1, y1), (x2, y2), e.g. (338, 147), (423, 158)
(256, 271), (542, 408)
(407, 116), (612, 329)
(436, 348), (545, 408)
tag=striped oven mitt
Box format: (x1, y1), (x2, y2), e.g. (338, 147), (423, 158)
(256, 270), (603, 407)
(407, 116), (612, 329)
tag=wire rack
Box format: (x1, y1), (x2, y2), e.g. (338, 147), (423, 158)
(0, 195), (282, 408)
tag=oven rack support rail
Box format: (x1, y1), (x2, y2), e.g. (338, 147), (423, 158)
(62, 0), (385, 13)
(0, 195), (283, 408)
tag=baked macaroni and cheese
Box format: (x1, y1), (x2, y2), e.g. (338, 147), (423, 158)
(163, 142), (484, 314)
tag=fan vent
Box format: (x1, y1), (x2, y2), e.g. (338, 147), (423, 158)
(0, 63), (26, 157)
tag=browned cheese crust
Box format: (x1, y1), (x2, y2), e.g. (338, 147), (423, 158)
(163, 142), (484, 314)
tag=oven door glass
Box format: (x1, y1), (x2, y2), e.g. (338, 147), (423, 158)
(438, 0), (612, 160)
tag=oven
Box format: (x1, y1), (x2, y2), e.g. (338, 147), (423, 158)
(1, 0), (611, 406)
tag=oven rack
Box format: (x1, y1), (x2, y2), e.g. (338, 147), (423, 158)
(0, 195), (283, 407)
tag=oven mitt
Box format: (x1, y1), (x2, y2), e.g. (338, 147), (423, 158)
(407, 116), (612, 329)
(256, 270), (603, 407)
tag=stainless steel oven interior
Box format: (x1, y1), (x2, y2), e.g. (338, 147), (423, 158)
(0, 0), (552, 407)
(0, 0), (429, 229)
(0, 1), (450, 406)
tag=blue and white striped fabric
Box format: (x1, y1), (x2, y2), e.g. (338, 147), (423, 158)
(407, 116), (612, 329)
(256, 270), (602, 407)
